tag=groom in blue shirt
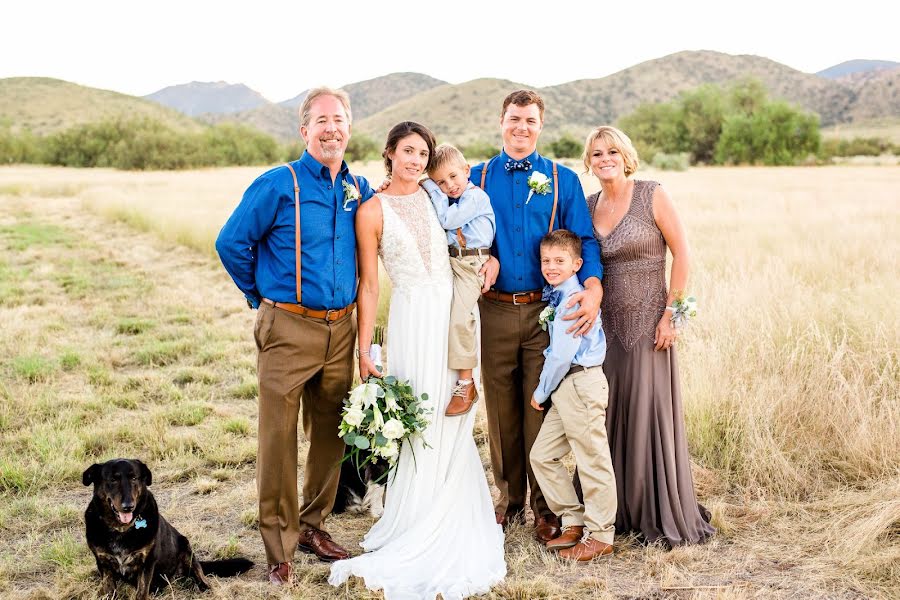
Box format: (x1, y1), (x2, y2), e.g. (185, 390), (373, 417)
(216, 87), (373, 584)
(471, 90), (603, 543)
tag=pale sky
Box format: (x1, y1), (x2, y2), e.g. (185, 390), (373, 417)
(3, 0), (897, 102)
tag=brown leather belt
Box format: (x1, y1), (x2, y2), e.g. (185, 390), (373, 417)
(567, 365), (585, 377)
(262, 298), (355, 321)
(482, 289), (543, 305)
(448, 246), (491, 258)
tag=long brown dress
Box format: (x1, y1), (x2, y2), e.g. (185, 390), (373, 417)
(588, 179), (714, 547)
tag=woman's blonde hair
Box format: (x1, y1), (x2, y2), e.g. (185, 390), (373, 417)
(582, 126), (639, 177)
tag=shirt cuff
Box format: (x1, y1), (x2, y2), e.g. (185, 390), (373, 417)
(245, 294), (261, 309)
(533, 389), (549, 405)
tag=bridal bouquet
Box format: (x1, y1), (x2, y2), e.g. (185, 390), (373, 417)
(338, 326), (431, 480)
(668, 291), (698, 329)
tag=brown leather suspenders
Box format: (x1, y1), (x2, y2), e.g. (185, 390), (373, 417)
(282, 163), (360, 305)
(479, 159), (559, 234)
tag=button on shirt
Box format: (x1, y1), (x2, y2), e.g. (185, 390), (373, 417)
(533, 275), (607, 404)
(470, 150), (601, 292)
(422, 179), (495, 249)
(215, 151), (373, 310)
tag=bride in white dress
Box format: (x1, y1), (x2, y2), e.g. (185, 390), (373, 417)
(329, 123), (506, 599)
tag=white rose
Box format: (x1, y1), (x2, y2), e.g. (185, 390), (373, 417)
(362, 382), (380, 408)
(343, 406), (365, 428)
(529, 172), (550, 187)
(377, 440), (399, 461)
(382, 418), (405, 440)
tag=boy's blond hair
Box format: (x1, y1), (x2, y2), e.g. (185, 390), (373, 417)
(428, 143), (468, 176)
(540, 229), (582, 260)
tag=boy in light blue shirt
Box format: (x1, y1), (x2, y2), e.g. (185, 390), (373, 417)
(529, 229), (616, 562)
(421, 143), (496, 417)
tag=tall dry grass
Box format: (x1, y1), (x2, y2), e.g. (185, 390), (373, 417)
(0, 163), (898, 597)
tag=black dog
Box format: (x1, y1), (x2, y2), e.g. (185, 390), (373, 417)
(332, 450), (390, 518)
(82, 459), (252, 599)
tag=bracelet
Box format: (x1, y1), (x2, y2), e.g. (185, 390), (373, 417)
(355, 348), (370, 357)
(664, 306), (675, 312)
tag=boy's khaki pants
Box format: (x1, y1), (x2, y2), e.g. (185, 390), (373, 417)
(530, 366), (616, 544)
(447, 254), (489, 370)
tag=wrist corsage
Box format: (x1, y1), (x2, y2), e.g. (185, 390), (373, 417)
(667, 291), (698, 328)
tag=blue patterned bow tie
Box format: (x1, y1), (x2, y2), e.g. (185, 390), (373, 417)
(504, 158), (531, 172)
(541, 285), (562, 307)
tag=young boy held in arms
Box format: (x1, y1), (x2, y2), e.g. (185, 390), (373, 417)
(422, 144), (496, 416)
(529, 229), (616, 561)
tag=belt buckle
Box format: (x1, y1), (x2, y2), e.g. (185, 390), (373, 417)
(325, 309), (338, 321)
(512, 292), (528, 305)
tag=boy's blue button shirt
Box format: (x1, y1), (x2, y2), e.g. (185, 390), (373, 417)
(422, 179), (495, 249)
(470, 150), (602, 292)
(215, 151), (373, 310)
(533, 274), (607, 404)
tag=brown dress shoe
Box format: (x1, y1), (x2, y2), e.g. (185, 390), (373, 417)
(445, 380), (477, 416)
(267, 562), (293, 585)
(558, 537), (614, 561)
(496, 507), (525, 531)
(546, 525), (584, 551)
(298, 527), (350, 562)
(534, 514), (562, 543)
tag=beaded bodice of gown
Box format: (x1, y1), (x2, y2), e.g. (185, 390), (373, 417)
(588, 180), (667, 352)
(377, 189), (452, 293)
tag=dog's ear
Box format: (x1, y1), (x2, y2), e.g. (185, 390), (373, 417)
(134, 460), (152, 486)
(82, 464), (100, 486)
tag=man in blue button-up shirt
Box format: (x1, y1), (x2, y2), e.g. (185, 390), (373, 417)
(471, 90), (603, 544)
(216, 87), (373, 583)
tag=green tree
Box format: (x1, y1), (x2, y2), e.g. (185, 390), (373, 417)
(546, 133), (582, 159)
(715, 101), (820, 165)
(675, 84), (727, 164)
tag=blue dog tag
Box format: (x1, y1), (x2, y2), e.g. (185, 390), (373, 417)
(134, 518), (147, 529)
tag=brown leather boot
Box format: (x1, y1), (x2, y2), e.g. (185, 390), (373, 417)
(445, 380), (477, 416)
(298, 527), (350, 562)
(533, 513), (562, 543)
(546, 525), (584, 551)
(558, 537), (614, 561)
(267, 562), (293, 585)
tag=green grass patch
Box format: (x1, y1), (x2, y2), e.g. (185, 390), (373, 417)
(230, 379), (258, 400)
(11, 355), (55, 383)
(135, 339), (194, 366)
(222, 418), (251, 436)
(172, 367), (216, 386)
(115, 317), (156, 335)
(58, 349), (81, 370)
(165, 403), (212, 426)
(0, 221), (72, 251)
(86, 365), (113, 387)
(0, 460), (32, 494)
(40, 531), (84, 568)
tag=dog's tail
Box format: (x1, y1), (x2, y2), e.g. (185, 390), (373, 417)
(199, 558), (254, 578)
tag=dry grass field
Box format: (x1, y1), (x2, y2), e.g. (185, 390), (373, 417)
(0, 163), (898, 599)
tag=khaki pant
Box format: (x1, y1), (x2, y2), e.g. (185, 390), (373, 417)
(448, 255), (489, 370)
(530, 367), (616, 544)
(478, 296), (551, 517)
(254, 302), (355, 566)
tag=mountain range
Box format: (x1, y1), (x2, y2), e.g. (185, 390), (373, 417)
(2, 51), (898, 145)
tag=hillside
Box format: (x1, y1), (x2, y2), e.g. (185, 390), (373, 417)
(0, 77), (202, 135)
(357, 51), (862, 146)
(817, 59), (900, 79)
(844, 67), (900, 123)
(200, 103), (299, 142)
(144, 81), (270, 116)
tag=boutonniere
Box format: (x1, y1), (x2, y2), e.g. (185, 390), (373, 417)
(342, 180), (360, 211)
(538, 305), (555, 331)
(525, 172), (551, 204)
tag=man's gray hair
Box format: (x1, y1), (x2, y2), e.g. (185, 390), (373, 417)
(298, 87), (352, 128)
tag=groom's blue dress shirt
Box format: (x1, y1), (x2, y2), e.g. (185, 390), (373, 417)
(533, 275), (607, 404)
(470, 149), (601, 293)
(216, 151), (373, 310)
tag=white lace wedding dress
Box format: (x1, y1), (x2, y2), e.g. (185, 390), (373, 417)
(329, 190), (506, 599)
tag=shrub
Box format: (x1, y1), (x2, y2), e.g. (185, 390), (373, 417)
(459, 140), (500, 160)
(545, 133), (582, 159)
(715, 102), (820, 165)
(650, 152), (690, 171)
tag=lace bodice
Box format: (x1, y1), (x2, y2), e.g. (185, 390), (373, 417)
(378, 190), (452, 292)
(588, 180), (668, 351)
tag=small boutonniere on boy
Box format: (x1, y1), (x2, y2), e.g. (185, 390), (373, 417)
(538, 286), (562, 331)
(525, 171), (552, 205)
(342, 180), (360, 211)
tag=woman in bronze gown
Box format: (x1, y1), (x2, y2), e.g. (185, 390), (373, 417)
(584, 126), (714, 546)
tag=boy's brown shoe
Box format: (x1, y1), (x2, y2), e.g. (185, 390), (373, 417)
(558, 537), (614, 562)
(545, 525), (584, 551)
(267, 562), (293, 585)
(445, 380), (477, 416)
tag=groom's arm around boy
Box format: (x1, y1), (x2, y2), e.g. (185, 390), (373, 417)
(529, 229), (617, 562)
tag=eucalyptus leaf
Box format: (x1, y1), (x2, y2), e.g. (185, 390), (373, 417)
(354, 436), (370, 450)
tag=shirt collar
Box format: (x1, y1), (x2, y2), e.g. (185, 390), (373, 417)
(299, 150), (349, 180)
(554, 274), (581, 296)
